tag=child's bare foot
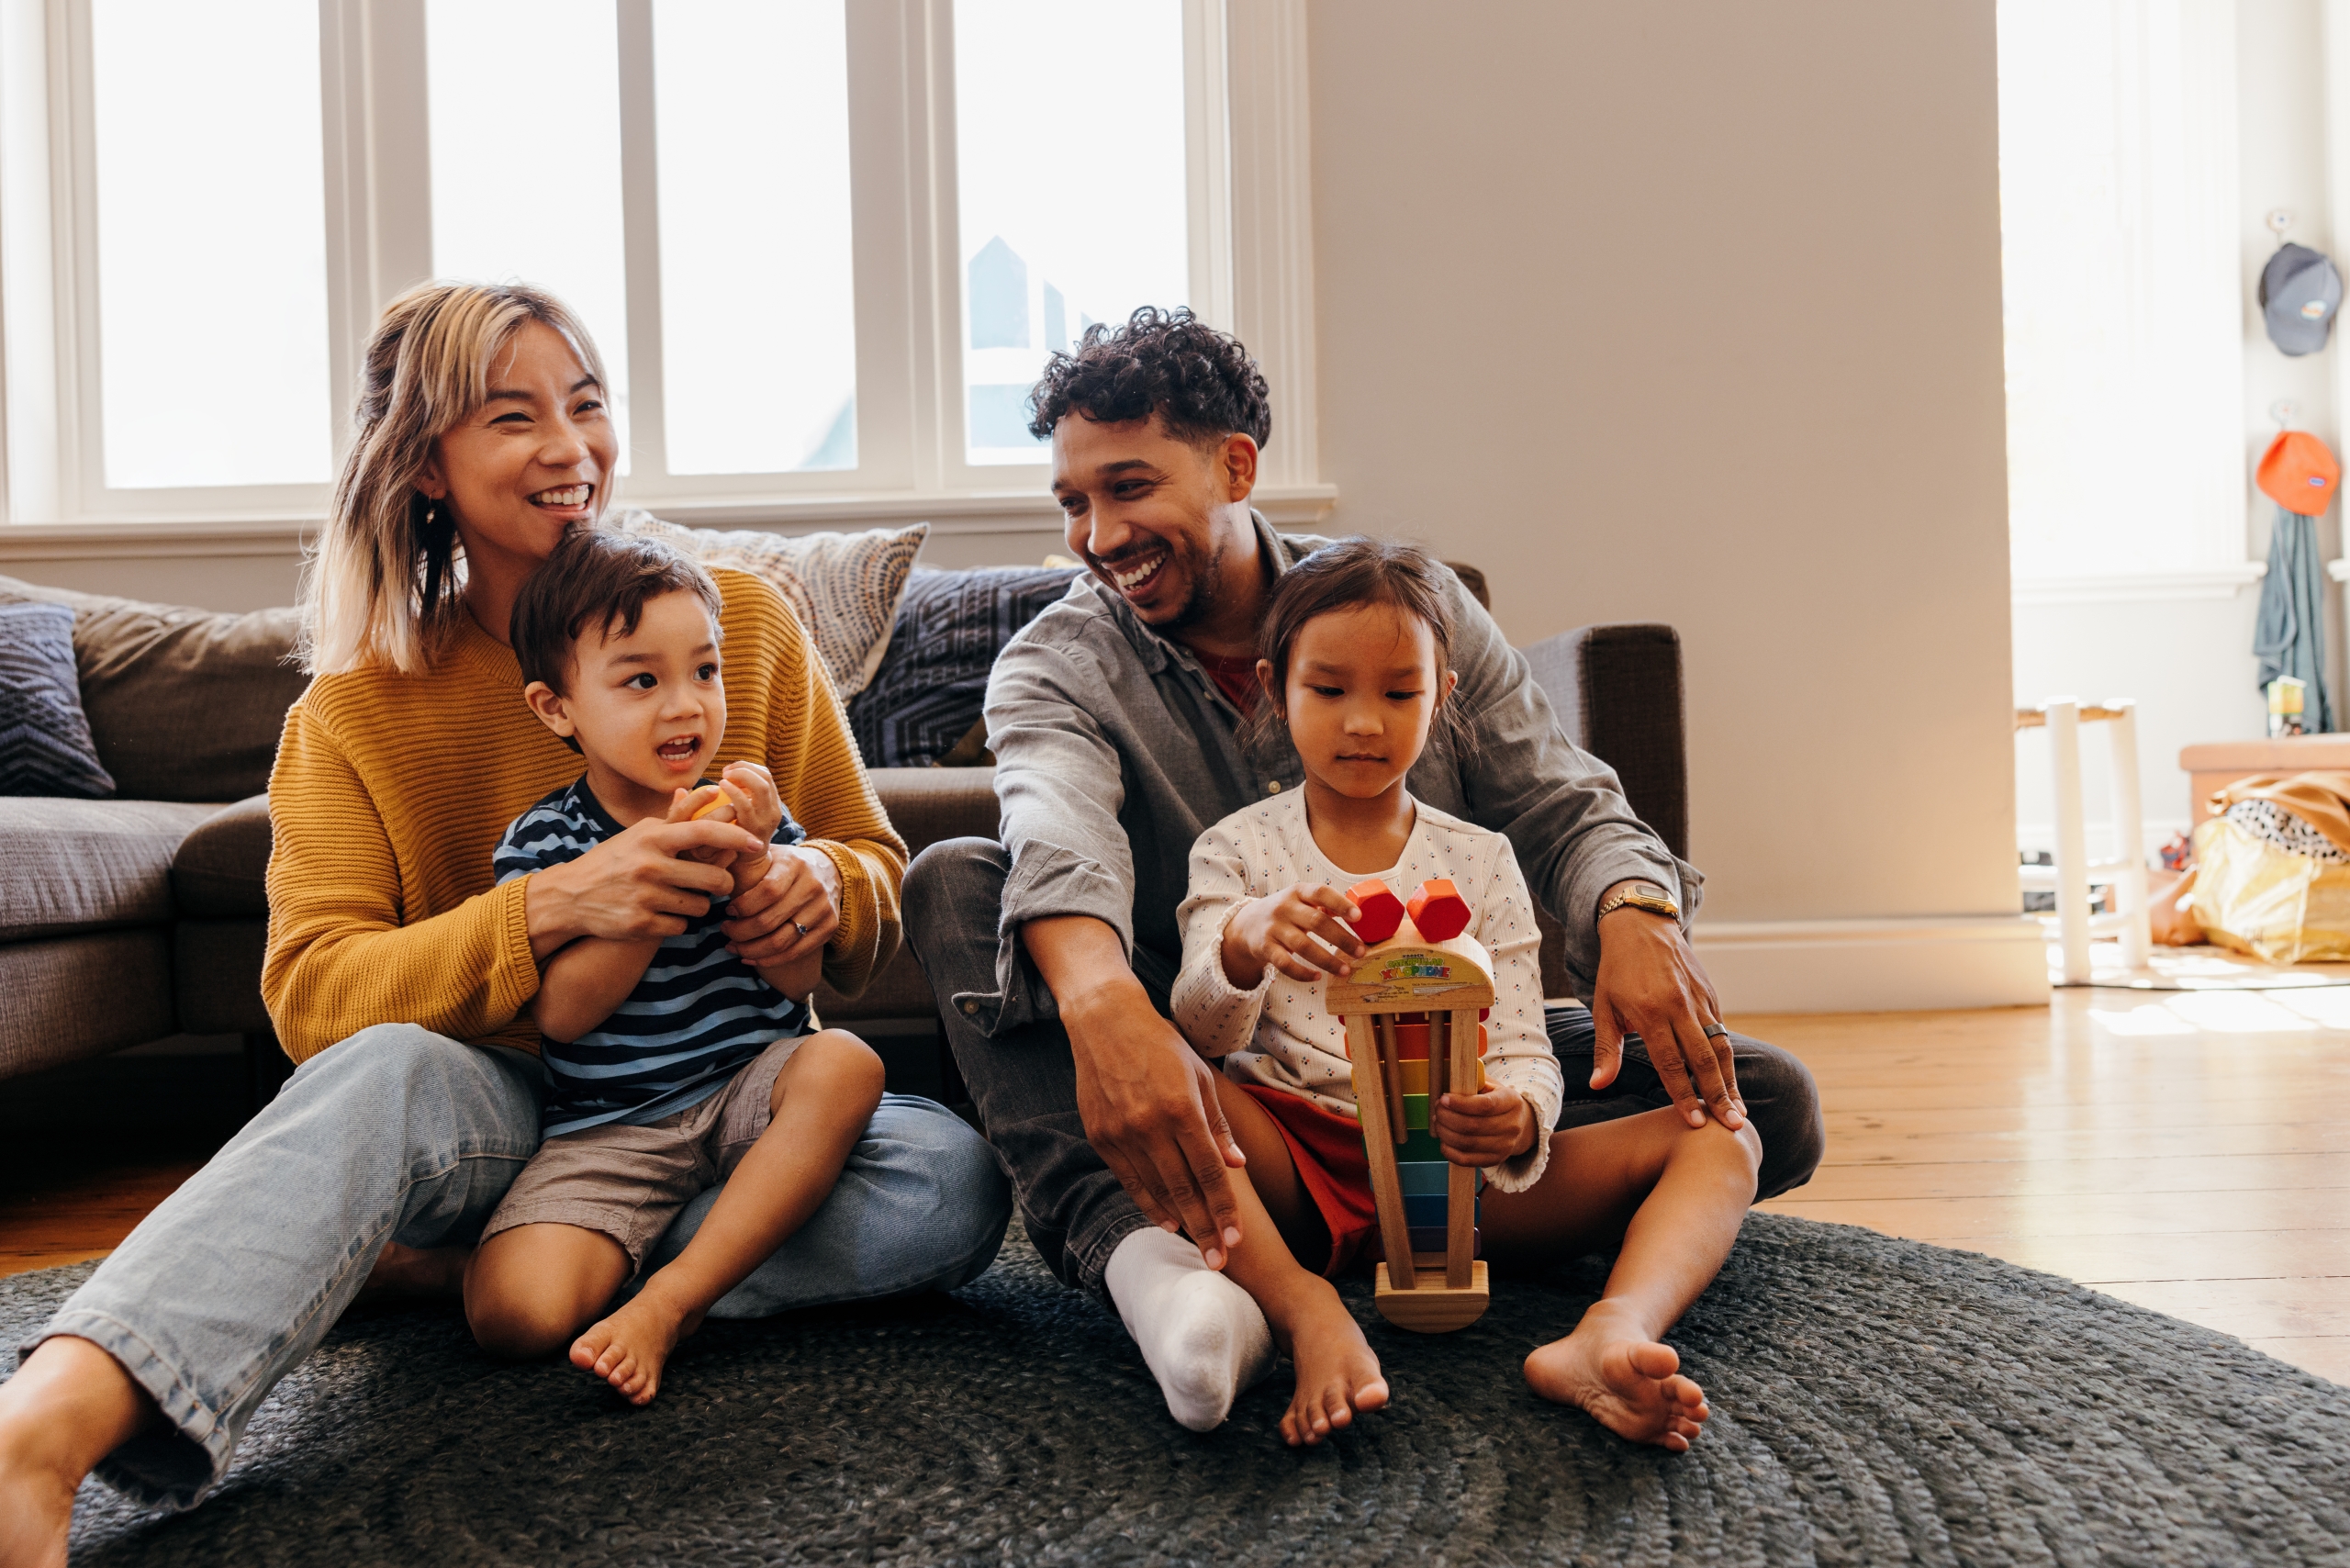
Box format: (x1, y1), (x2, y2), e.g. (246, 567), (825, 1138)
(1523, 1301), (1709, 1452)
(1263, 1280), (1389, 1447)
(568, 1282), (704, 1406)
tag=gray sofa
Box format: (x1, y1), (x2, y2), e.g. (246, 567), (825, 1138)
(0, 571), (1687, 1107)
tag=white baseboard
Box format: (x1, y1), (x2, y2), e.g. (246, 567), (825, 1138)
(1692, 915), (2049, 1014)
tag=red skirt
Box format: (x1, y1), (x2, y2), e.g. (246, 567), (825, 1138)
(1237, 1084), (1381, 1276)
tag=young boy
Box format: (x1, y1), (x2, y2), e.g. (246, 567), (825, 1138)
(463, 529), (887, 1405)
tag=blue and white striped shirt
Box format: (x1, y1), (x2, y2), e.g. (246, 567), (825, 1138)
(494, 778), (810, 1137)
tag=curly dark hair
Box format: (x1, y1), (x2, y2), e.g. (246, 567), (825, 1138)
(1024, 306), (1271, 448)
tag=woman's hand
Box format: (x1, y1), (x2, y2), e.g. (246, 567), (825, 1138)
(666, 785), (738, 873)
(722, 846), (840, 969)
(1220, 883), (1370, 991)
(525, 815), (764, 960)
(1433, 1081), (1539, 1167)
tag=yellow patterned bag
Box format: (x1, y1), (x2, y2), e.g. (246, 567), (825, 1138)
(2188, 814), (2350, 963)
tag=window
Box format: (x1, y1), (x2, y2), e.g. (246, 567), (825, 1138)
(954, 0), (1189, 465)
(1998, 0), (2250, 598)
(91, 0), (333, 490)
(0, 0), (1326, 534)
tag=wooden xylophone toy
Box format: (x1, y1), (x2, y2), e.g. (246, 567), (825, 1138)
(1326, 877), (1494, 1332)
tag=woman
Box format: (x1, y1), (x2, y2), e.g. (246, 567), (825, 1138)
(0, 283), (1009, 1560)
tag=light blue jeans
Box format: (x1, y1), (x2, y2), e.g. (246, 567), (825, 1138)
(22, 1024), (1012, 1510)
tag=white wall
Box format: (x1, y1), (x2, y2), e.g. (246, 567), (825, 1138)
(1305, 1), (2040, 1008)
(2012, 0), (2338, 862)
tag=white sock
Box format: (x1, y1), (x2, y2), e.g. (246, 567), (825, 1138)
(1103, 1226), (1279, 1432)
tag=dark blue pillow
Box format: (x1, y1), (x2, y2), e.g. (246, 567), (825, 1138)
(0, 601), (116, 797)
(848, 566), (1081, 767)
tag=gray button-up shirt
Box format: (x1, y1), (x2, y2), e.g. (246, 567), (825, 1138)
(969, 513), (1698, 1033)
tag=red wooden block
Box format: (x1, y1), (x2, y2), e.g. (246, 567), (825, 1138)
(1406, 878), (1471, 942)
(1348, 878), (1405, 945)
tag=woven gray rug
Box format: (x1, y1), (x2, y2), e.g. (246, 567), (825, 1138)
(10, 1214), (2349, 1567)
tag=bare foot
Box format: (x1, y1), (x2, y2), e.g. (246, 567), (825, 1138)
(1523, 1302), (1709, 1451)
(1261, 1279), (1389, 1447)
(357, 1241), (471, 1303)
(0, 1453), (73, 1568)
(568, 1282), (704, 1406)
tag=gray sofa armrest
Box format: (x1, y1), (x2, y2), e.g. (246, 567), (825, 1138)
(1520, 623), (1687, 859)
(1517, 623), (1688, 1000)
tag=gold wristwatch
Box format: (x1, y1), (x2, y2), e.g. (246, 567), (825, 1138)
(1596, 880), (1680, 922)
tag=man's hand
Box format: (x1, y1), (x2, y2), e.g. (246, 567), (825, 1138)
(1025, 914), (1248, 1269)
(1589, 882), (1743, 1130)
(1433, 1080), (1538, 1166)
(722, 845), (841, 969)
(1220, 883), (1369, 990)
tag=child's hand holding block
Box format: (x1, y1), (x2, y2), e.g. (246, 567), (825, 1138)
(1406, 878), (1471, 942)
(1347, 878), (1405, 945)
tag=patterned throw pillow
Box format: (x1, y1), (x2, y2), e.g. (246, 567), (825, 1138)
(610, 510), (926, 700)
(0, 601), (116, 797)
(847, 566), (1083, 767)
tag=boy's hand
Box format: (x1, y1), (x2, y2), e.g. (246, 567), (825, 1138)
(1433, 1081), (1539, 1166)
(711, 763), (784, 895)
(666, 786), (737, 871)
(1220, 883), (1371, 991)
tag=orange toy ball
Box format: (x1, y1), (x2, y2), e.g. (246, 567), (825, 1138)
(689, 790), (729, 821)
(1348, 878), (1405, 945)
(1406, 878), (1471, 943)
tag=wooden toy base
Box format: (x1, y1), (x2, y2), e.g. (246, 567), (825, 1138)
(1372, 1260), (1489, 1332)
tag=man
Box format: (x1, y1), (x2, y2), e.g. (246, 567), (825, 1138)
(904, 308), (1823, 1432)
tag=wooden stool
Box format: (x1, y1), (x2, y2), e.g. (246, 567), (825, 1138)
(1327, 922), (1494, 1333)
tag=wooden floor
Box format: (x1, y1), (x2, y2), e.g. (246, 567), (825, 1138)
(1751, 986), (2350, 1384)
(3, 990), (2344, 1384)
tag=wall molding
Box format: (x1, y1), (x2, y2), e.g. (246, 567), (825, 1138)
(1693, 915), (2048, 1014)
(2010, 564), (2266, 606)
(0, 483), (1342, 563)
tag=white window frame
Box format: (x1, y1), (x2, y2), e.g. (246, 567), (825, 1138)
(0, 0), (1331, 554)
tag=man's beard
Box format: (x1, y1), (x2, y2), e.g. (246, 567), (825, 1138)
(1156, 534), (1226, 633)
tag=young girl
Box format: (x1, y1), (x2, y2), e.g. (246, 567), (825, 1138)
(1171, 536), (1762, 1451)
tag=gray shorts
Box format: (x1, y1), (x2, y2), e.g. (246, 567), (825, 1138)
(481, 1035), (802, 1273)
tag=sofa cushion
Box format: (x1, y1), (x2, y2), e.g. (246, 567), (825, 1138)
(0, 575), (305, 802)
(848, 566), (1080, 767)
(175, 917), (272, 1036)
(0, 601), (115, 797)
(0, 798), (223, 942)
(613, 513), (927, 700)
(868, 767), (999, 856)
(1, 929), (176, 1078)
(173, 794), (272, 918)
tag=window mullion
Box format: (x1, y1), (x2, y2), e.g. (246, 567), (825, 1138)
(319, 0), (431, 472)
(1183, 0), (1233, 333)
(614, 0), (668, 491)
(911, 0), (960, 494)
(55, 0), (98, 519)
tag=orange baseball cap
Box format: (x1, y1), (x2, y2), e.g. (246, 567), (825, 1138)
(2257, 430), (2341, 516)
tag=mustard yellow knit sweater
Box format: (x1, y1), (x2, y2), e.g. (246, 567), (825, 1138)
(262, 568), (906, 1063)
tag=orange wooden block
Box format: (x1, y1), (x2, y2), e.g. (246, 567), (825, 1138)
(1407, 878), (1471, 942)
(1348, 878), (1404, 945)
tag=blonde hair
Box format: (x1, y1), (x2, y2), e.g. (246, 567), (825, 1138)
(299, 281), (612, 675)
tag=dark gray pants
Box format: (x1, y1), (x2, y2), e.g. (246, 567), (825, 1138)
(904, 836), (1825, 1300)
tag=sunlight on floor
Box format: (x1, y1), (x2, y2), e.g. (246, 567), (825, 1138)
(1744, 990), (2350, 1386)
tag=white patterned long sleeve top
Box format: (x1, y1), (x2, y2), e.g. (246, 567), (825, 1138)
(1171, 790), (1561, 1191)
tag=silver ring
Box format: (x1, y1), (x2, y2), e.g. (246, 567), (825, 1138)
(794, 922), (811, 936)
(1701, 1025), (1729, 1039)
